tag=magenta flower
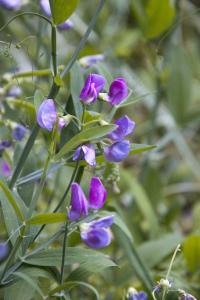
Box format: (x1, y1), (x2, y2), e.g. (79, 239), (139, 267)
(0, 242), (9, 260)
(108, 78), (128, 105)
(68, 183), (88, 221)
(80, 216), (114, 249)
(0, 0), (21, 10)
(79, 54), (104, 68)
(68, 177), (107, 221)
(37, 99), (65, 131)
(80, 74), (106, 104)
(104, 140), (130, 162)
(89, 177), (107, 210)
(1, 161), (11, 177)
(13, 124), (27, 141)
(108, 115), (135, 141)
(73, 144), (96, 167)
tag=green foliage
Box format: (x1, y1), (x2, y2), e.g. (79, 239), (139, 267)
(51, 0), (79, 25)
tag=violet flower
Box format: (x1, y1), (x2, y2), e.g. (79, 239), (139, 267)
(0, 141), (11, 152)
(0, 242), (9, 260)
(73, 144), (96, 167)
(126, 288), (147, 300)
(68, 183), (88, 221)
(40, 0), (73, 30)
(37, 99), (65, 131)
(80, 74), (106, 104)
(80, 216), (114, 249)
(13, 124), (27, 141)
(108, 115), (135, 141)
(108, 77), (128, 105)
(178, 290), (197, 300)
(89, 177), (107, 210)
(0, 0), (21, 10)
(8, 85), (22, 97)
(68, 177), (107, 221)
(104, 140), (130, 162)
(79, 54), (104, 68)
(1, 161), (11, 177)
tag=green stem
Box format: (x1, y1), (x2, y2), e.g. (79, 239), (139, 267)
(60, 222), (68, 285)
(12, 66), (64, 79)
(51, 25), (57, 77)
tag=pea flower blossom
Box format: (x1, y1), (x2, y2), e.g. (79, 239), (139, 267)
(178, 290), (197, 300)
(108, 115), (135, 141)
(68, 176), (107, 221)
(104, 140), (131, 162)
(79, 54), (104, 68)
(108, 78), (128, 105)
(80, 74), (106, 104)
(1, 161), (11, 177)
(0, 0), (21, 10)
(0, 141), (11, 152)
(73, 144), (96, 166)
(80, 215), (114, 249)
(0, 242), (9, 261)
(126, 287), (147, 300)
(37, 99), (65, 131)
(13, 124), (27, 141)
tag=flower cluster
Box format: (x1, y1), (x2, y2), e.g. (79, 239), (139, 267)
(68, 177), (114, 249)
(126, 287), (147, 300)
(40, 0), (73, 31)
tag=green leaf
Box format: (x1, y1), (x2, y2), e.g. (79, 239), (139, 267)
(129, 143), (156, 155)
(49, 281), (100, 299)
(34, 90), (44, 111)
(51, 0), (79, 25)
(183, 235), (200, 272)
(70, 62), (84, 119)
(24, 247), (116, 271)
(0, 180), (25, 221)
(144, 0), (175, 39)
(26, 213), (66, 225)
(138, 233), (183, 268)
(121, 170), (159, 237)
(4, 278), (36, 300)
(54, 125), (116, 160)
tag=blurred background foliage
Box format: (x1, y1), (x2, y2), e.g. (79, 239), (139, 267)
(1, 0), (200, 299)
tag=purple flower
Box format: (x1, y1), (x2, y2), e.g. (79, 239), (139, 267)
(37, 99), (65, 131)
(80, 74), (106, 104)
(0, 140), (11, 151)
(108, 115), (135, 141)
(104, 140), (130, 162)
(1, 161), (11, 177)
(178, 290), (197, 300)
(58, 20), (73, 31)
(0, 242), (9, 260)
(108, 78), (128, 105)
(0, 0), (21, 10)
(126, 288), (147, 300)
(80, 216), (114, 249)
(73, 144), (96, 166)
(79, 54), (104, 68)
(68, 183), (88, 221)
(89, 177), (107, 210)
(13, 124), (27, 141)
(8, 85), (22, 97)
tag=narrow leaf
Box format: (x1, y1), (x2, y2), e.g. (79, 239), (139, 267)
(26, 213), (66, 225)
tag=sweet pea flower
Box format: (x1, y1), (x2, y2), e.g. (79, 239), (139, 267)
(40, 0), (73, 30)
(73, 144), (96, 167)
(13, 124), (27, 141)
(79, 54), (104, 68)
(68, 177), (107, 221)
(1, 161), (11, 177)
(0, 242), (9, 260)
(178, 290), (197, 300)
(126, 287), (147, 300)
(0, 140), (11, 152)
(0, 0), (21, 10)
(80, 215), (114, 249)
(80, 74), (106, 104)
(104, 140), (130, 162)
(8, 85), (22, 97)
(37, 99), (65, 131)
(108, 77), (128, 105)
(108, 115), (135, 141)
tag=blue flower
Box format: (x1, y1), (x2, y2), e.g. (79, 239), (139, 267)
(0, 242), (9, 260)
(108, 115), (135, 141)
(178, 289), (197, 300)
(80, 74), (106, 104)
(13, 124), (27, 141)
(108, 78), (128, 106)
(73, 144), (96, 167)
(0, 0), (21, 10)
(104, 140), (130, 162)
(126, 288), (147, 300)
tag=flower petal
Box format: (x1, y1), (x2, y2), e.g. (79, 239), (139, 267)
(82, 144), (96, 166)
(108, 77), (128, 105)
(104, 140), (130, 162)
(108, 115), (135, 141)
(89, 177), (107, 210)
(91, 216), (114, 229)
(68, 183), (88, 221)
(80, 227), (112, 249)
(37, 99), (57, 131)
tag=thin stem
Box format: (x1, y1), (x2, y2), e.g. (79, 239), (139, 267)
(51, 25), (58, 77)
(61, 0), (105, 79)
(60, 222), (68, 284)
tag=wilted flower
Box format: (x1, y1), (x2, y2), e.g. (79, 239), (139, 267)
(80, 73), (106, 104)
(80, 215), (114, 249)
(79, 54), (104, 68)
(68, 177), (107, 221)
(40, 0), (73, 30)
(0, 0), (21, 10)
(37, 99), (65, 131)
(7, 85), (22, 97)
(0, 242), (9, 260)
(178, 289), (197, 300)
(108, 115), (135, 141)
(126, 287), (147, 300)
(73, 144), (96, 167)
(104, 140), (130, 162)
(108, 77), (128, 105)
(1, 161), (11, 177)
(13, 124), (27, 141)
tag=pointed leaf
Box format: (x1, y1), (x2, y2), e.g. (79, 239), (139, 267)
(51, 0), (79, 25)
(26, 213), (66, 225)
